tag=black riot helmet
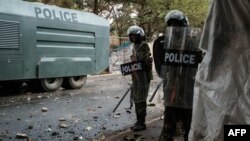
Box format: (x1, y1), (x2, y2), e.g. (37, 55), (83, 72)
(165, 10), (189, 27)
(127, 25), (145, 43)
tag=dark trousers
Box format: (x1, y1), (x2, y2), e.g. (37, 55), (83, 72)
(135, 101), (147, 124)
(160, 107), (192, 141)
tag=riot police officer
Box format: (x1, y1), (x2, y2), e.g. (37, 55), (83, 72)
(153, 10), (202, 141)
(127, 25), (153, 132)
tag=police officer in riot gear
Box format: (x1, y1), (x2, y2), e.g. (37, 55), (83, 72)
(153, 10), (202, 141)
(127, 25), (153, 132)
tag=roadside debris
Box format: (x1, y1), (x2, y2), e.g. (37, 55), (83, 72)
(115, 112), (121, 115)
(27, 97), (31, 102)
(41, 107), (48, 112)
(113, 112), (121, 118)
(58, 118), (67, 121)
(86, 108), (96, 112)
(86, 126), (92, 131)
(73, 136), (83, 140)
(59, 123), (68, 128)
(113, 115), (120, 118)
(101, 126), (106, 130)
(16, 133), (28, 139)
(99, 135), (106, 140)
(45, 128), (52, 132)
(148, 103), (156, 106)
(125, 108), (132, 114)
(51, 132), (59, 136)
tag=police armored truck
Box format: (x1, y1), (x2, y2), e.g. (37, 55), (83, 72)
(0, 0), (110, 92)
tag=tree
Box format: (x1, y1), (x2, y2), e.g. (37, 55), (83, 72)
(131, 0), (170, 39)
(24, 0), (74, 8)
(169, 0), (209, 27)
(128, 0), (209, 38)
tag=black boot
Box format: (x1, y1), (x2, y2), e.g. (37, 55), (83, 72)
(132, 114), (146, 132)
(132, 102), (147, 132)
(132, 122), (146, 132)
(130, 121), (139, 130)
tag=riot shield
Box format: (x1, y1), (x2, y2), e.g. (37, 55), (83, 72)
(154, 27), (202, 109)
(119, 41), (153, 105)
(153, 36), (165, 78)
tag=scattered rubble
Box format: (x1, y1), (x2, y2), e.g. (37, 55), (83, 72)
(59, 123), (68, 128)
(51, 132), (59, 136)
(16, 133), (28, 139)
(41, 107), (48, 112)
(86, 108), (96, 112)
(125, 109), (132, 114)
(58, 118), (67, 121)
(86, 126), (92, 131)
(148, 103), (156, 106)
(73, 136), (83, 140)
(45, 128), (52, 132)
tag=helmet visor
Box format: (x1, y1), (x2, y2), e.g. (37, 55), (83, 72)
(164, 26), (189, 50)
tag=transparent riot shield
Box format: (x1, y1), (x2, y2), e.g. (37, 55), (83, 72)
(154, 27), (202, 109)
(114, 40), (153, 113)
(153, 36), (165, 78)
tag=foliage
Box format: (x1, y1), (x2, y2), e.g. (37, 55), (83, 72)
(169, 0), (210, 27)
(131, 0), (169, 38)
(130, 0), (209, 38)
(24, 0), (74, 8)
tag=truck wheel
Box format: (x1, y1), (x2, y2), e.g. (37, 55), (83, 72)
(41, 78), (63, 92)
(63, 76), (87, 89)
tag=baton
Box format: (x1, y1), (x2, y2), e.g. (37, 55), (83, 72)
(113, 84), (132, 113)
(149, 80), (163, 102)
